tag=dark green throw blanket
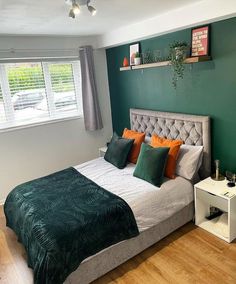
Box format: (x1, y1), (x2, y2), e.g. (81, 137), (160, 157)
(4, 168), (139, 284)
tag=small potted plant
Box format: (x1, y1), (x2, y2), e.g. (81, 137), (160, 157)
(134, 52), (141, 65)
(169, 41), (189, 89)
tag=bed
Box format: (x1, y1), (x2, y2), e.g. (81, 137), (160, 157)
(4, 108), (211, 284)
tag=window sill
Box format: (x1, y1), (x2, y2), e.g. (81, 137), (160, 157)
(0, 115), (83, 134)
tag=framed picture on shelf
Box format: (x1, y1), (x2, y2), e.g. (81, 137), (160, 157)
(191, 25), (210, 57)
(130, 43), (140, 65)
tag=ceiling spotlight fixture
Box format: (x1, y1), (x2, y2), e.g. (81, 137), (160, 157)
(72, 0), (80, 14)
(69, 9), (75, 18)
(68, 0), (80, 18)
(66, 0), (97, 18)
(87, 1), (97, 16)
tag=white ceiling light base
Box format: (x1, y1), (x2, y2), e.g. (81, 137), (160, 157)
(65, 0), (88, 5)
(65, 0), (97, 18)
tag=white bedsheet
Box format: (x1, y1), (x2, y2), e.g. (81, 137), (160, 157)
(74, 158), (193, 232)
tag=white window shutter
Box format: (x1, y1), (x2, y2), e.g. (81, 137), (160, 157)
(0, 60), (82, 130)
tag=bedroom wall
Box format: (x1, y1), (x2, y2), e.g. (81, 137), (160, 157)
(98, 0), (236, 48)
(0, 36), (113, 203)
(106, 16), (236, 173)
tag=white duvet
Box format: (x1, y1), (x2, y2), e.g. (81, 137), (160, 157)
(75, 158), (193, 232)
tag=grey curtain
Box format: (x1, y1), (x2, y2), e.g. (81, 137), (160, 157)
(79, 46), (103, 131)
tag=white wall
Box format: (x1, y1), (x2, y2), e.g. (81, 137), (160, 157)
(0, 35), (100, 58)
(0, 36), (113, 203)
(98, 0), (236, 48)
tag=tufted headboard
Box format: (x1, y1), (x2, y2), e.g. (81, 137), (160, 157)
(130, 108), (211, 179)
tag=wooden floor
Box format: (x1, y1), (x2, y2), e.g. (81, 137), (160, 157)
(1, 205), (236, 284)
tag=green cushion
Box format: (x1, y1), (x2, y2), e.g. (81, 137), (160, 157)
(133, 143), (169, 187)
(104, 132), (134, 169)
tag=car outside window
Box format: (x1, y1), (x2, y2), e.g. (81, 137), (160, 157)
(0, 61), (82, 130)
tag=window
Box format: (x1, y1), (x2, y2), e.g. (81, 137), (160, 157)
(0, 84), (6, 124)
(0, 60), (82, 130)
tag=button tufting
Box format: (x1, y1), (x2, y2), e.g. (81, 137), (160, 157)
(131, 113), (204, 147)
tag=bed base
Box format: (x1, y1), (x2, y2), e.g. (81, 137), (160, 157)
(65, 202), (194, 284)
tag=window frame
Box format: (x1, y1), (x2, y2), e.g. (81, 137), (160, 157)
(0, 59), (83, 133)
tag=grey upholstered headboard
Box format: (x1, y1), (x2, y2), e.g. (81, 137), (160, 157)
(130, 108), (211, 179)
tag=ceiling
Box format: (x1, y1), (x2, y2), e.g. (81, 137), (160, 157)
(0, 0), (201, 36)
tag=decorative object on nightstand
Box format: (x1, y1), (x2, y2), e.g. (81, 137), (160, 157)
(99, 146), (107, 157)
(194, 177), (236, 243)
(226, 171), (236, 187)
(211, 159), (225, 181)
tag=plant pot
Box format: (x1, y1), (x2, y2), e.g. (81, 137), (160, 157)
(173, 46), (188, 61)
(134, 57), (141, 65)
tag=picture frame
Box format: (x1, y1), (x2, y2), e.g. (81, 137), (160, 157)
(191, 25), (210, 57)
(130, 43), (140, 65)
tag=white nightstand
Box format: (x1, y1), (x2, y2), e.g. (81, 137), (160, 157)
(194, 177), (236, 243)
(99, 146), (107, 157)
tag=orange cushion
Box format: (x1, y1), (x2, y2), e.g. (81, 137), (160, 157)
(122, 128), (145, 164)
(150, 134), (183, 179)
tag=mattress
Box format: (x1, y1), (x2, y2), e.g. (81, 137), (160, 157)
(75, 157), (194, 232)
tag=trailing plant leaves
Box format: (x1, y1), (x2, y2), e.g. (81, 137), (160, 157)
(169, 45), (188, 89)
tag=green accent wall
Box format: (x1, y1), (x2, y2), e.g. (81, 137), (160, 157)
(106, 17), (236, 173)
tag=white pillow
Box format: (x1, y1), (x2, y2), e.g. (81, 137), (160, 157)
(176, 145), (204, 180)
(144, 136), (151, 144)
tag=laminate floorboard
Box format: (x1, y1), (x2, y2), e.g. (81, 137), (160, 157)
(0, 205), (236, 284)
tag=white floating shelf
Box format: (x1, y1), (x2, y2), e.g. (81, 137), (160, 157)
(119, 56), (212, 72)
